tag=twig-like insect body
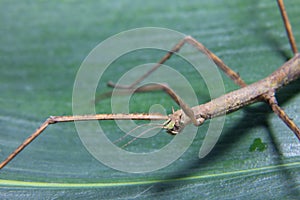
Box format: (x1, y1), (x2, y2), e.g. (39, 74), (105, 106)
(0, 0), (299, 170)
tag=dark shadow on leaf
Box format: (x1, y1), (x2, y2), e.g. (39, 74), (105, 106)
(140, 1), (300, 197)
(147, 3), (300, 193)
(150, 79), (300, 197)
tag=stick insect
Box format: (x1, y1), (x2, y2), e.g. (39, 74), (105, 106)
(0, 0), (299, 170)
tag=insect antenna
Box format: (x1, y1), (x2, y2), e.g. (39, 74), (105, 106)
(121, 126), (164, 148)
(113, 122), (163, 144)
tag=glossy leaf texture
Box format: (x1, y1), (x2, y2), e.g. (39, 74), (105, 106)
(0, 0), (300, 199)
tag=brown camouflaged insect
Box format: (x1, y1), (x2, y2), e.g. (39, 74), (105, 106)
(0, 0), (299, 169)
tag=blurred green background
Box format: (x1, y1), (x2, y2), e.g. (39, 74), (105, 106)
(0, 0), (300, 199)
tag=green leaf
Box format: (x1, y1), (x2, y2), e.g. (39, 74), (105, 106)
(1, 0), (300, 199)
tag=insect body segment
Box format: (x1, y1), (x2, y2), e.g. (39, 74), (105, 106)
(163, 110), (184, 135)
(163, 109), (206, 135)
